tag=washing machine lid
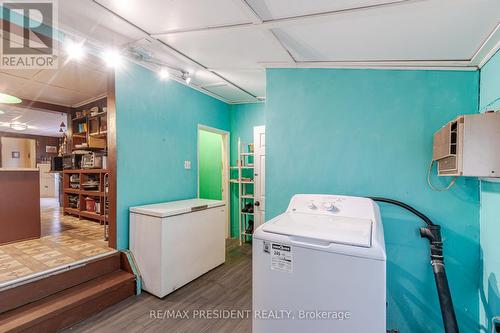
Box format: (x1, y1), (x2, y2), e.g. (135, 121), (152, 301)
(262, 212), (373, 248)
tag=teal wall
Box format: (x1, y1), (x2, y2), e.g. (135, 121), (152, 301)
(479, 50), (500, 112)
(115, 62), (230, 249)
(479, 49), (500, 333)
(199, 130), (223, 200)
(266, 68), (480, 332)
(229, 103), (265, 237)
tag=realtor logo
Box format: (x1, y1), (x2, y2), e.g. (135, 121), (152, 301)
(1, 0), (58, 69)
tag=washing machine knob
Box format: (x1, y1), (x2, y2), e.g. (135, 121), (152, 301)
(322, 202), (336, 211)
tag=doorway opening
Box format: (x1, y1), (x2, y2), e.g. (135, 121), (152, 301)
(0, 137), (36, 168)
(197, 125), (230, 238)
(0, 52), (117, 288)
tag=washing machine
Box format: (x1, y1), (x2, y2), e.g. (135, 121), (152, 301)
(252, 194), (386, 333)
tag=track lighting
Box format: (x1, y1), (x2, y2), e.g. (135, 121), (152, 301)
(64, 39), (85, 61)
(182, 72), (192, 85)
(159, 68), (170, 80)
(103, 49), (123, 68)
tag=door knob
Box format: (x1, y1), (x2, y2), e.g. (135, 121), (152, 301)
(255, 201), (260, 207)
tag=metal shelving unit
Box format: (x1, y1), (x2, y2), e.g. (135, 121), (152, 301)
(231, 138), (255, 245)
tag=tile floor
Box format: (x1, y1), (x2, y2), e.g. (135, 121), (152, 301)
(0, 198), (113, 285)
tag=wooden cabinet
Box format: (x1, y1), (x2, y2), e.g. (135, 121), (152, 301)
(63, 169), (108, 223)
(0, 169), (41, 244)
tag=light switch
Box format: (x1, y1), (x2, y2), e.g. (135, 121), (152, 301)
(184, 160), (191, 169)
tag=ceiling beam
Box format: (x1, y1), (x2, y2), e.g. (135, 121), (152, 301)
(90, 0), (260, 103)
(151, 0), (426, 37)
(233, 0), (296, 64)
(17, 98), (74, 114)
(234, 0), (262, 24)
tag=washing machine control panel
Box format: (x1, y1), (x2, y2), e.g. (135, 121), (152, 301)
(287, 194), (377, 220)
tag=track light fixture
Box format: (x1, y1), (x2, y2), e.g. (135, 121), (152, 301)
(65, 39), (85, 60)
(103, 49), (123, 68)
(159, 68), (170, 80)
(182, 72), (192, 85)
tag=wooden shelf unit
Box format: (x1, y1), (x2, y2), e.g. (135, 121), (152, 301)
(63, 169), (109, 223)
(70, 111), (107, 151)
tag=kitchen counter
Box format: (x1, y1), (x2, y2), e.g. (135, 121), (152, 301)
(0, 169), (41, 244)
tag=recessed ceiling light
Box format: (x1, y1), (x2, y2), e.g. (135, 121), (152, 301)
(10, 122), (28, 131)
(0, 93), (22, 104)
(65, 39), (85, 61)
(0, 110), (4, 114)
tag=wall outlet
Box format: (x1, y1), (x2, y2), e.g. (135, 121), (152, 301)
(184, 160), (191, 170)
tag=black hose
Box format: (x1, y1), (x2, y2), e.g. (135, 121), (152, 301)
(368, 197), (435, 226)
(368, 197), (459, 333)
(433, 262), (459, 333)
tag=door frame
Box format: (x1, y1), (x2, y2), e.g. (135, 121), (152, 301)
(253, 125), (265, 229)
(197, 124), (231, 238)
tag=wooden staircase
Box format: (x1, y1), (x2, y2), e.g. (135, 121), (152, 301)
(0, 252), (136, 333)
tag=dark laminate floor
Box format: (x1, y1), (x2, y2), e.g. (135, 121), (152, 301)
(63, 240), (253, 333)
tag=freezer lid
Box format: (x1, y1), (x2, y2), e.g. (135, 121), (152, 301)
(261, 212), (373, 248)
(129, 198), (225, 218)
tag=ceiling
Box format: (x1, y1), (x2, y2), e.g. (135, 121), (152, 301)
(0, 41), (108, 107)
(0, 107), (66, 137)
(3, 0), (500, 104)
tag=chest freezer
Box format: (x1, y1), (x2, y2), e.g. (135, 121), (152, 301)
(130, 198), (226, 298)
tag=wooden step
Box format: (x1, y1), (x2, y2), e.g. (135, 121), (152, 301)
(0, 252), (121, 313)
(0, 270), (135, 333)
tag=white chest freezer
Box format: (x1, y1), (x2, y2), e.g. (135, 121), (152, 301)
(130, 198), (226, 298)
(253, 194), (386, 333)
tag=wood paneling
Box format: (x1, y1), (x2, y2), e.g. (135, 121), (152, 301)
(107, 71), (117, 249)
(0, 170), (41, 245)
(17, 99), (74, 114)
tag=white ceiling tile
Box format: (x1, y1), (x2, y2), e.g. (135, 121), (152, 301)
(273, 0), (500, 61)
(203, 84), (256, 103)
(191, 70), (226, 88)
(33, 62), (107, 97)
(95, 0), (254, 33)
(246, 0), (395, 20)
(213, 69), (266, 97)
(0, 69), (41, 80)
(59, 0), (143, 47)
(161, 29), (291, 68)
(0, 73), (28, 93)
(11, 81), (93, 106)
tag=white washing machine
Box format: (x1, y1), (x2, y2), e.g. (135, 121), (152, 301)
(253, 194), (386, 333)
